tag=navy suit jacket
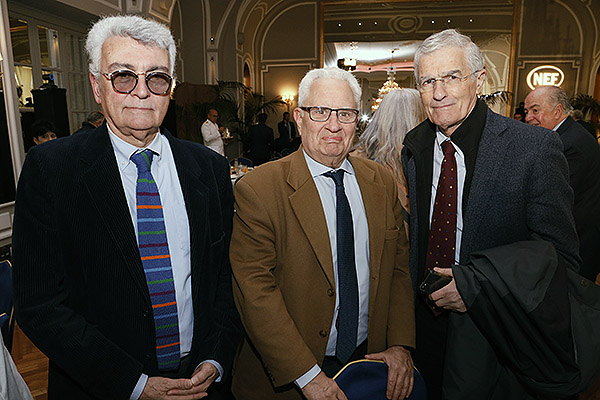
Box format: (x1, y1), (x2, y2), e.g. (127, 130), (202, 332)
(556, 116), (600, 280)
(12, 125), (241, 399)
(402, 102), (580, 398)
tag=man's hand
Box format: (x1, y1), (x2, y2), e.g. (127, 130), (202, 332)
(301, 371), (348, 400)
(140, 363), (219, 399)
(365, 346), (414, 400)
(430, 267), (467, 312)
(140, 376), (203, 400)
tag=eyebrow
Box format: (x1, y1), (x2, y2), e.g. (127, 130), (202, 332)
(420, 69), (463, 79)
(107, 63), (169, 73)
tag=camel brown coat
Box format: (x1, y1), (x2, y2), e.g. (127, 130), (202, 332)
(230, 149), (414, 399)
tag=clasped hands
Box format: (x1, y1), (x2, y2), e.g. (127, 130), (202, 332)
(140, 362), (218, 400)
(302, 346), (414, 400)
(428, 267), (467, 313)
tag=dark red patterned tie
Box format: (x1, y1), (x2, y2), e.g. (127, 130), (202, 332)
(425, 140), (457, 270)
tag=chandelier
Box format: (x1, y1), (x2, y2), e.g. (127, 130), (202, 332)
(372, 49), (401, 112)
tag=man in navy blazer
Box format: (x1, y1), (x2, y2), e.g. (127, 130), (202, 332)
(12, 15), (240, 400)
(402, 29), (580, 399)
(525, 85), (600, 282)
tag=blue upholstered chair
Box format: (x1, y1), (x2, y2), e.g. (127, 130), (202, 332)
(334, 359), (427, 400)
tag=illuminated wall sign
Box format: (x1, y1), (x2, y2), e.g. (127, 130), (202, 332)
(526, 65), (565, 90)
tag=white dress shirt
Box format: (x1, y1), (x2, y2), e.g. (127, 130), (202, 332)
(107, 128), (222, 399)
(201, 119), (225, 156)
(295, 151), (370, 388)
(429, 130), (466, 264)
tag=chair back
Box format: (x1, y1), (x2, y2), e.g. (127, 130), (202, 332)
(334, 359), (427, 400)
(0, 260), (14, 352)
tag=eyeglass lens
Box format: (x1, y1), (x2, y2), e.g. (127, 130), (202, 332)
(309, 107), (357, 123)
(111, 71), (172, 95)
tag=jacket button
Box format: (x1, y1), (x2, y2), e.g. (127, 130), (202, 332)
(319, 330), (328, 338)
(327, 288), (334, 297)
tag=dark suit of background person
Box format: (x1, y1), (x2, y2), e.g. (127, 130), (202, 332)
(12, 15), (240, 400)
(277, 112), (297, 151)
(230, 69), (415, 400)
(402, 30), (580, 400)
(525, 86), (600, 282)
(246, 114), (274, 165)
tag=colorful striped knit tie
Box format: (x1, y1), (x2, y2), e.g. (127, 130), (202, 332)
(131, 149), (180, 371)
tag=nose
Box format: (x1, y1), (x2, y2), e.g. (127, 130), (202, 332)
(525, 113), (534, 124)
(131, 75), (150, 98)
(325, 110), (343, 130)
(431, 80), (447, 100)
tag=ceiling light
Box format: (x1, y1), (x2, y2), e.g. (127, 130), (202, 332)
(469, 18), (473, 23)
(431, 20), (435, 24)
(358, 22), (362, 26)
(374, 21), (378, 25)
(447, 19), (451, 23)
(338, 23), (342, 27)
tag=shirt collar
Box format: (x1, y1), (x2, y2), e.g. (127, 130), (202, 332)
(553, 116), (568, 131)
(107, 126), (164, 171)
(302, 150), (355, 178)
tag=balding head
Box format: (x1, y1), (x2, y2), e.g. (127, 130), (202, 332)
(524, 86), (572, 130)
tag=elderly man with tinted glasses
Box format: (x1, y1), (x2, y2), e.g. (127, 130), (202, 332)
(402, 29), (580, 399)
(12, 15), (241, 400)
(230, 67), (415, 400)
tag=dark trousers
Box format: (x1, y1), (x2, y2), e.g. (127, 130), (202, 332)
(414, 298), (449, 400)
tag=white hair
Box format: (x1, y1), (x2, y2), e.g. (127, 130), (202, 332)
(414, 28), (484, 81)
(297, 67), (361, 108)
(86, 15), (176, 78)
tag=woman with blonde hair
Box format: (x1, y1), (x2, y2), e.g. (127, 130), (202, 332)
(354, 88), (426, 233)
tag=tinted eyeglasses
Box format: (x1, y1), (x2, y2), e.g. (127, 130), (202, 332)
(101, 70), (173, 96)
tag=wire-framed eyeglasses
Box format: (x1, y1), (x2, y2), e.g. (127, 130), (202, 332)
(101, 69), (173, 96)
(417, 70), (481, 93)
(299, 106), (359, 124)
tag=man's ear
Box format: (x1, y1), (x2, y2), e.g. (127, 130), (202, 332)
(476, 70), (486, 95)
(293, 107), (303, 136)
(90, 73), (102, 104)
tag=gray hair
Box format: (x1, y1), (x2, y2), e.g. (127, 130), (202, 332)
(86, 15), (176, 79)
(540, 86), (573, 115)
(355, 89), (426, 182)
(297, 67), (361, 108)
(414, 29), (484, 81)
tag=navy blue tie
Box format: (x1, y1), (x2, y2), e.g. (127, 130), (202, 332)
(324, 169), (359, 364)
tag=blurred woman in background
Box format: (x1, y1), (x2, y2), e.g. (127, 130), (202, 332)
(354, 88), (426, 234)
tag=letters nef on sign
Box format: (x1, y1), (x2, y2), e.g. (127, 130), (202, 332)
(526, 65), (565, 90)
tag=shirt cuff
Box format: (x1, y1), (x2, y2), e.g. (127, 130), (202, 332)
(129, 373), (148, 400)
(197, 360), (223, 383)
(294, 364), (321, 389)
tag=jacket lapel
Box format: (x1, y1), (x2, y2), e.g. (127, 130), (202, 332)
(461, 110), (513, 259)
(287, 150), (336, 287)
(350, 157), (387, 307)
(166, 133), (209, 301)
(79, 126), (150, 305)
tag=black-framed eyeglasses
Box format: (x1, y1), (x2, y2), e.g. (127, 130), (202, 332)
(299, 106), (359, 124)
(417, 70), (481, 92)
(101, 69), (173, 96)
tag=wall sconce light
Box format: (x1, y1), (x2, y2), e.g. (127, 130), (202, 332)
(282, 93), (294, 111)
